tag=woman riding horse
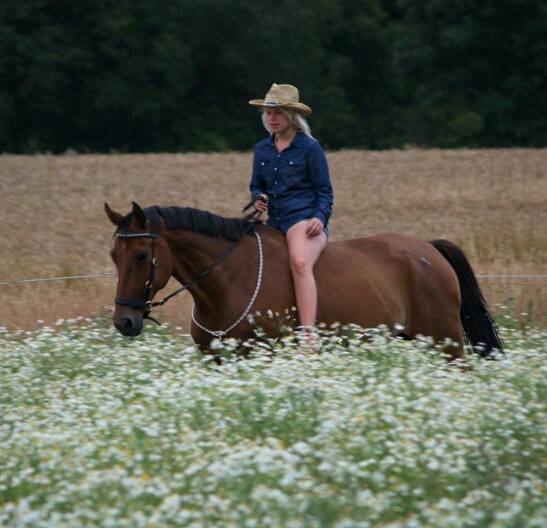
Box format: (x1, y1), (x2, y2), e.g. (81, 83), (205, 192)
(105, 73), (502, 359)
(105, 201), (503, 359)
(248, 83), (333, 341)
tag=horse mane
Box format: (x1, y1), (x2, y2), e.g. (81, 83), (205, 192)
(119, 206), (255, 241)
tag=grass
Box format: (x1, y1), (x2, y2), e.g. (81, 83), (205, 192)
(0, 319), (545, 527)
(0, 148), (545, 328)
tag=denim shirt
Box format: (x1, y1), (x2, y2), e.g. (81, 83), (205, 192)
(249, 132), (334, 230)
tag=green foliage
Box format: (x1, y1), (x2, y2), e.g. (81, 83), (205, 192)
(395, 0), (547, 146)
(0, 0), (545, 152)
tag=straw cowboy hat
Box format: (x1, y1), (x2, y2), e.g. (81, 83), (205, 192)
(249, 83), (312, 115)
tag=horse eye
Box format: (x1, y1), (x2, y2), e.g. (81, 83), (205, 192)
(136, 251), (149, 263)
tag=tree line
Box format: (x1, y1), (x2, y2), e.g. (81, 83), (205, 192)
(0, 0), (545, 153)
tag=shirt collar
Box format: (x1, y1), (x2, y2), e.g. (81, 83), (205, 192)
(268, 131), (307, 150)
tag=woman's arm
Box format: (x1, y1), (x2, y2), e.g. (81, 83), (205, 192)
(308, 142), (333, 225)
(250, 147), (267, 201)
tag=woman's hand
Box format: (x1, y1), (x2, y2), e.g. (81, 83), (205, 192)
(253, 198), (268, 213)
(252, 193), (269, 213)
(306, 218), (324, 237)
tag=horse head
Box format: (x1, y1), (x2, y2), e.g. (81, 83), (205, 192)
(105, 202), (173, 336)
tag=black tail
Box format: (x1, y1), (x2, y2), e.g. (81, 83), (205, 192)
(430, 239), (503, 357)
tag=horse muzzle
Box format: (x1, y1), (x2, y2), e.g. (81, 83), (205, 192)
(114, 310), (144, 337)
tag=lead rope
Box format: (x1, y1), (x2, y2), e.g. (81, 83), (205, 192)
(191, 230), (264, 339)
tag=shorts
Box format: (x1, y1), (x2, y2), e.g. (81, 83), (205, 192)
(268, 212), (329, 237)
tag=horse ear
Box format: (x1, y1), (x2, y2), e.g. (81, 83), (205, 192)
(104, 203), (124, 226)
(132, 201), (147, 228)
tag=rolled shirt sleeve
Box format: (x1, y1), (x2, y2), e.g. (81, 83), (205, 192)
(250, 147), (266, 201)
(308, 142), (333, 226)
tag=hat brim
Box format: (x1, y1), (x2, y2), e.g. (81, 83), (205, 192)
(248, 99), (312, 116)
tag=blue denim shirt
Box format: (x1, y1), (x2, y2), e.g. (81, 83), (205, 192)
(249, 132), (334, 232)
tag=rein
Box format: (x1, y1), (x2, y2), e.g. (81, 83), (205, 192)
(191, 230), (264, 338)
(114, 220), (261, 331)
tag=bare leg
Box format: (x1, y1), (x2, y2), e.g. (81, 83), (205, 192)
(286, 220), (327, 327)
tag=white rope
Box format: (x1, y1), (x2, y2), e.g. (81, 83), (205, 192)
(0, 272), (116, 285)
(477, 275), (547, 279)
(0, 269), (545, 288)
(191, 231), (264, 339)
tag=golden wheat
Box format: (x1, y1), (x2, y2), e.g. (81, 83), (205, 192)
(1, 148), (545, 328)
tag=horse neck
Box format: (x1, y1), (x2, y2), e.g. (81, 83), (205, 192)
(164, 229), (257, 313)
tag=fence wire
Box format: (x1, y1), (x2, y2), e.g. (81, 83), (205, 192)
(0, 272), (545, 286)
(0, 272), (116, 285)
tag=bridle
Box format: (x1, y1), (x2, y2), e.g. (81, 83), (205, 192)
(114, 232), (161, 320)
(113, 221), (260, 328)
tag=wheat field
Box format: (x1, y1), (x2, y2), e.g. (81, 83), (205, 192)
(0, 148), (545, 329)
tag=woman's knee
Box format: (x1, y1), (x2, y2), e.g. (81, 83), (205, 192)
(290, 254), (312, 275)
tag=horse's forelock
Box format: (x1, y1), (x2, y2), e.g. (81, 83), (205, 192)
(117, 213), (134, 232)
(116, 207), (162, 233)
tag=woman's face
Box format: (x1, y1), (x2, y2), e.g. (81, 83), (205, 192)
(265, 108), (292, 135)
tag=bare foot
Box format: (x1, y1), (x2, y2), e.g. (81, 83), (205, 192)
(297, 326), (320, 353)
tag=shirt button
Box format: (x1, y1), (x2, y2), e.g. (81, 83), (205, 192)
(274, 167), (278, 171)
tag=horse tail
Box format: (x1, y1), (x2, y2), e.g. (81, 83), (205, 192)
(429, 239), (503, 357)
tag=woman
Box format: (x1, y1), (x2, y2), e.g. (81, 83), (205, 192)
(248, 83), (334, 336)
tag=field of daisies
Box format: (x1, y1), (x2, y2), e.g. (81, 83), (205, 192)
(0, 318), (545, 527)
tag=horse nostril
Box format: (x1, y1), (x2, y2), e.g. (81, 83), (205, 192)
(121, 317), (134, 331)
(114, 313), (143, 337)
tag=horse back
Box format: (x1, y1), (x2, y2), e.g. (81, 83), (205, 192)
(315, 233), (460, 329)
(325, 232), (453, 270)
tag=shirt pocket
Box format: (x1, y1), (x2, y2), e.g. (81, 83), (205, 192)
(287, 160), (306, 178)
(286, 160), (307, 187)
(256, 156), (275, 177)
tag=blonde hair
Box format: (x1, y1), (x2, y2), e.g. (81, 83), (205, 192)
(261, 108), (313, 139)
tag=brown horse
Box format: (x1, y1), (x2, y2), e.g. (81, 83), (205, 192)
(105, 202), (502, 359)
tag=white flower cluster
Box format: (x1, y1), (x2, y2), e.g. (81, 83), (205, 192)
(0, 319), (545, 527)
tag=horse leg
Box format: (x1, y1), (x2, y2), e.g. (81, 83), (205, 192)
(410, 313), (465, 360)
(403, 254), (466, 360)
(431, 319), (465, 360)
